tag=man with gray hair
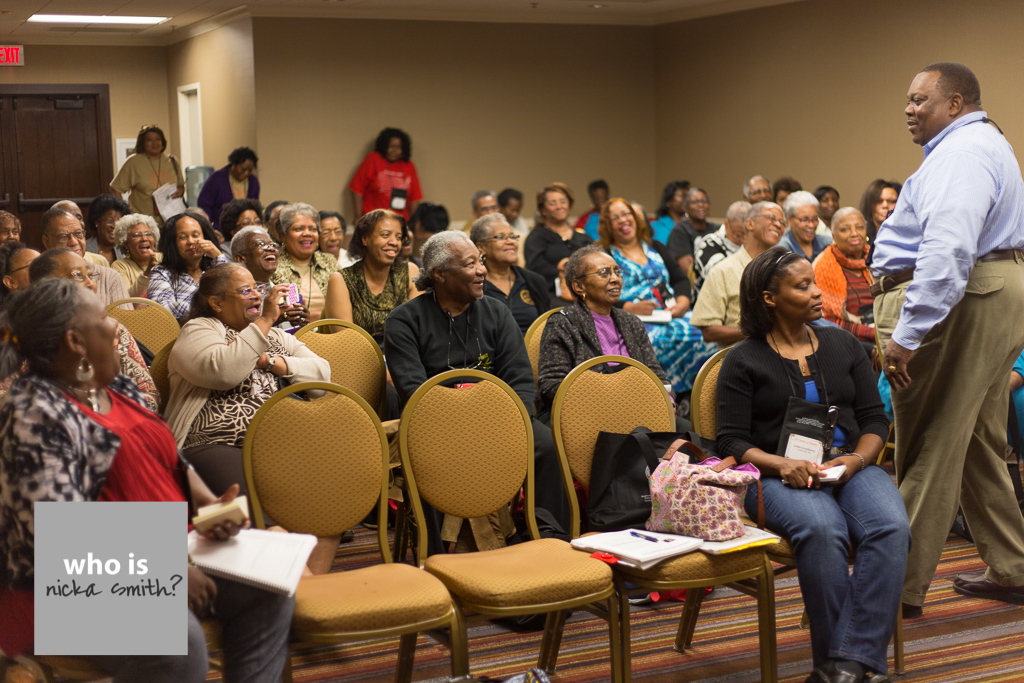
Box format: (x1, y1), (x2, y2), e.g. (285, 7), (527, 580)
(742, 175), (773, 204)
(40, 204), (129, 307)
(692, 200), (750, 298)
(385, 230), (570, 554)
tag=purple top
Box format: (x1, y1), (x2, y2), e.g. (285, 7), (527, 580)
(591, 311), (629, 359)
(196, 164), (261, 233)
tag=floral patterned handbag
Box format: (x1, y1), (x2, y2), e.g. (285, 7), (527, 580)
(646, 439), (764, 541)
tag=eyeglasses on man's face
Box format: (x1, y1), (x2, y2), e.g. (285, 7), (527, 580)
(54, 230), (86, 244)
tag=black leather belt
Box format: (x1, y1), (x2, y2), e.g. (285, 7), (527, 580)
(979, 248), (1024, 263)
(870, 249), (1024, 297)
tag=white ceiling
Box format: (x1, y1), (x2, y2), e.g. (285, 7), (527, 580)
(0, 0), (803, 45)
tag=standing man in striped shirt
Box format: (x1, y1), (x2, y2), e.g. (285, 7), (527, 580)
(872, 62), (1024, 617)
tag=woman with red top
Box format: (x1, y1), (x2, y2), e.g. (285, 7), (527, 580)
(0, 279), (293, 682)
(813, 207), (877, 344)
(348, 127), (422, 221)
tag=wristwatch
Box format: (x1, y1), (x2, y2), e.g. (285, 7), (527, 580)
(266, 355), (277, 371)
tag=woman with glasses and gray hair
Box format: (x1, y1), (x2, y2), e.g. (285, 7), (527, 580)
(270, 202), (341, 321)
(111, 213), (162, 297)
(470, 213), (550, 334)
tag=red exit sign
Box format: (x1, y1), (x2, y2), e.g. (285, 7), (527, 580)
(0, 45), (25, 66)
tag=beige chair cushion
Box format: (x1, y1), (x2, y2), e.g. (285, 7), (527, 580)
(299, 328), (384, 412)
(107, 299), (179, 355)
(424, 538), (612, 607)
(613, 545), (766, 583)
(293, 564), (452, 633)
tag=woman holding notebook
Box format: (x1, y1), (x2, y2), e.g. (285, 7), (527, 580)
(0, 278), (293, 682)
(715, 247), (909, 683)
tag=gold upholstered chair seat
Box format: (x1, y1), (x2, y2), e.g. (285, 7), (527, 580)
(293, 564), (454, 634)
(424, 538), (614, 608)
(612, 545), (767, 584)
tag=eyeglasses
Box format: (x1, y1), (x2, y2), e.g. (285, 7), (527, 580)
(582, 266), (622, 280)
(127, 231), (154, 240)
(238, 218), (263, 229)
(687, 198), (710, 206)
(250, 240), (278, 252)
(608, 212), (633, 223)
(484, 233), (520, 243)
(54, 230), (85, 244)
(320, 228), (345, 237)
(68, 269), (93, 283)
(758, 215), (787, 227)
(233, 287), (259, 298)
(9, 263), (31, 274)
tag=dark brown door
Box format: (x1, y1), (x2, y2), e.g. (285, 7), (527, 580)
(0, 84), (113, 248)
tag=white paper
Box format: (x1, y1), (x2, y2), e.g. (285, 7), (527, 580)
(152, 182), (187, 220)
(187, 528), (316, 596)
(782, 464), (847, 486)
(637, 309), (673, 324)
(571, 530), (703, 570)
(700, 526), (781, 555)
(785, 433), (824, 464)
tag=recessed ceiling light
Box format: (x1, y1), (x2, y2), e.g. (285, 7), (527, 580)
(28, 14), (169, 25)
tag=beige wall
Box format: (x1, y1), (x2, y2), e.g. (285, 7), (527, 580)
(251, 17), (657, 223)
(654, 0), (1024, 214)
(1, 44), (169, 170)
(167, 18), (257, 170)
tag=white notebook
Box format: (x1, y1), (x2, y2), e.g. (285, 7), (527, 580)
(187, 528), (317, 596)
(637, 310), (673, 324)
(571, 530), (703, 570)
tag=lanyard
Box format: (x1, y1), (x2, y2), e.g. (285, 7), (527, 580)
(769, 328), (830, 406)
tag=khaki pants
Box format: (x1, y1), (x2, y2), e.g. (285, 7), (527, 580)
(874, 258), (1024, 607)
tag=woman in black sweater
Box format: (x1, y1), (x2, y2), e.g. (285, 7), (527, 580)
(716, 247), (909, 683)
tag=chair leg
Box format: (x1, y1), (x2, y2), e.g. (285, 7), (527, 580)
(607, 592), (625, 683)
(757, 556), (779, 683)
(674, 585), (707, 652)
(538, 610), (568, 673)
(396, 632), (417, 683)
(392, 501), (407, 563)
(894, 603), (905, 675)
(614, 575), (633, 681)
(281, 655), (294, 683)
(449, 605), (470, 678)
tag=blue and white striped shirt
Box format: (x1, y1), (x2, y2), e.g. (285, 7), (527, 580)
(872, 110), (1024, 350)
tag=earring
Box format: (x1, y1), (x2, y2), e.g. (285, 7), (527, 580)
(76, 357), (95, 383)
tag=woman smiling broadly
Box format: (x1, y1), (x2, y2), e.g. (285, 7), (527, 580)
(271, 202), (342, 322)
(524, 182), (594, 299)
(813, 207), (876, 343)
(111, 213), (162, 297)
(147, 212), (228, 321)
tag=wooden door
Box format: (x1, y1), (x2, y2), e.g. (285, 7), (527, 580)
(0, 85), (113, 248)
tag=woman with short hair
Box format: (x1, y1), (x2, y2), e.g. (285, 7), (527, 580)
(147, 212), (228, 321)
(717, 246), (909, 683)
(270, 202), (341, 322)
(524, 182), (594, 299)
(780, 191), (832, 262)
(218, 197), (264, 242)
(197, 147), (261, 235)
(318, 210), (353, 267)
(85, 194), (131, 265)
(109, 124), (185, 226)
(111, 213), (162, 297)
(814, 207), (876, 342)
(0, 241), (39, 305)
(0, 210), (21, 245)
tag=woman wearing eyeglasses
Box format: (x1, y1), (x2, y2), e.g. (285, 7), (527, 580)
(109, 125), (185, 227)
(111, 214), (162, 297)
(470, 213), (551, 334)
(598, 198), (715, 397)
(323, 209), (420, 345)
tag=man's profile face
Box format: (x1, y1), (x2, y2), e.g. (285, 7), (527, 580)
(906, 71), (952, 146)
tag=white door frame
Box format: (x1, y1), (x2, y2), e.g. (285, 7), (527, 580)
(176, 82), (204, 167)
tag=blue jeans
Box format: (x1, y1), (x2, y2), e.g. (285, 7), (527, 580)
(745, 466), (910, 674)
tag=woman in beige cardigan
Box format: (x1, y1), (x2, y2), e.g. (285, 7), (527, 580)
(165, 263), (335, 571)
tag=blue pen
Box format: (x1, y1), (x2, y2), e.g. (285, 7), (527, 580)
(629, 530), (661, 543)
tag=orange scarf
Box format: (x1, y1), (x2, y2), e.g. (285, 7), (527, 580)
(814, 243), (874, 323)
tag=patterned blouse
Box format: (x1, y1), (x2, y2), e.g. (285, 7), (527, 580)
(340, 261), (409, 344)
(146, 254), (230, 320)
(271, 250), (341, 298)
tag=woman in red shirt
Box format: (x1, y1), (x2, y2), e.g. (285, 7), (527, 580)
(348, 127), (422, 221)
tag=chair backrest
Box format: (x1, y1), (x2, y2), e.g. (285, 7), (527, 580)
(399, 369), (536, 564)
(689, 347), (729, 442)
(242, 382), (391, 560)
(149, 339), (175, 415)
(524, 307), (562, 382)
(106, 298), (180, 356)
(294, 318), (386, 415)
(550, 355), (675, 538)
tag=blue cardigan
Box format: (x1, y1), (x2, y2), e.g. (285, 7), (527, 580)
(196, 165), (261, 233)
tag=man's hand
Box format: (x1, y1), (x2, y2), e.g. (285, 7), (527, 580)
(883, 339), (914, 390)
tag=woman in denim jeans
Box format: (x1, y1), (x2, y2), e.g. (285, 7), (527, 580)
(715, 247), (910, 683)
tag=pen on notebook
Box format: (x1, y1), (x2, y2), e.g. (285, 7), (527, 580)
(629, 530), (661, 543)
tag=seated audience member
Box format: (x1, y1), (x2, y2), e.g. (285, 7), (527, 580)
(85, 194), (130, 265)
(0, 210), (22, 244)
(716, 246), (908, 683)
(668, 187), (720, 274)
(324, 209), (420, 345)
(537, 245), (677, 415)
(650, 180), (691, 246)
(407, 202), (450, 265)
(814, 185), (841, 230)
(498, 187), (530, 240)
(574, 179), (609, 239)
(743, 174), (774, 203)
(164, 264), (333, 568)
(691, 201), (786, 349)
(470, 213), (550, 334)
(111, 214), (162, 297)
(319, 210), (354, 267)
(813, 207), (876, 342)
(859, 179), (902, 264)
(780, 190), (832, 261)
(40, 205), (129, 306)
(218, 197), (264, 242)
(384, 231), (570, 553)
(469, 190), (500, 223)
(147, 212), (228, 321)
(600, 199), (713, 393)
(525, 182), (594, 299)
(197, 146), (261, 235)
(263, 199), (289, 244)
(349, 127), (422, 220)
(772, 176), (803, 208)
(693, 201), (750, 298)
(0, 241), (39, 306)
(0, 278), (294, 681)
(29, 248), (159, 412)
(232, 226), (310, 331)
(271, 202), (341, 321)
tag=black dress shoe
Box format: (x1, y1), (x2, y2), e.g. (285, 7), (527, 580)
(901, 602), (923, 619)
(863, 673), (892, 683)
(804, 661), (863, 683)
(953, 572), (1024, 605)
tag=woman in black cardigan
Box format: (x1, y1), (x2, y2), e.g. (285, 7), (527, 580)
(716, 246), (909, 683)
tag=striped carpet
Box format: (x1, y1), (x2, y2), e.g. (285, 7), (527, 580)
(206, 529), (1024, 682)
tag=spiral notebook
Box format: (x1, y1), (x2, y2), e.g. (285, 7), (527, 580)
(187, 528), (317, 596)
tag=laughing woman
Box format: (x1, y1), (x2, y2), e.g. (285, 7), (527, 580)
(111, 214), (162, 297)
(270, 203), (341, 322)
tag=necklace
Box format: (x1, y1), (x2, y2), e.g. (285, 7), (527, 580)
(769, 328), (814, 375)
(147, 155), (163, 186)
(62, 382), (100, 411)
